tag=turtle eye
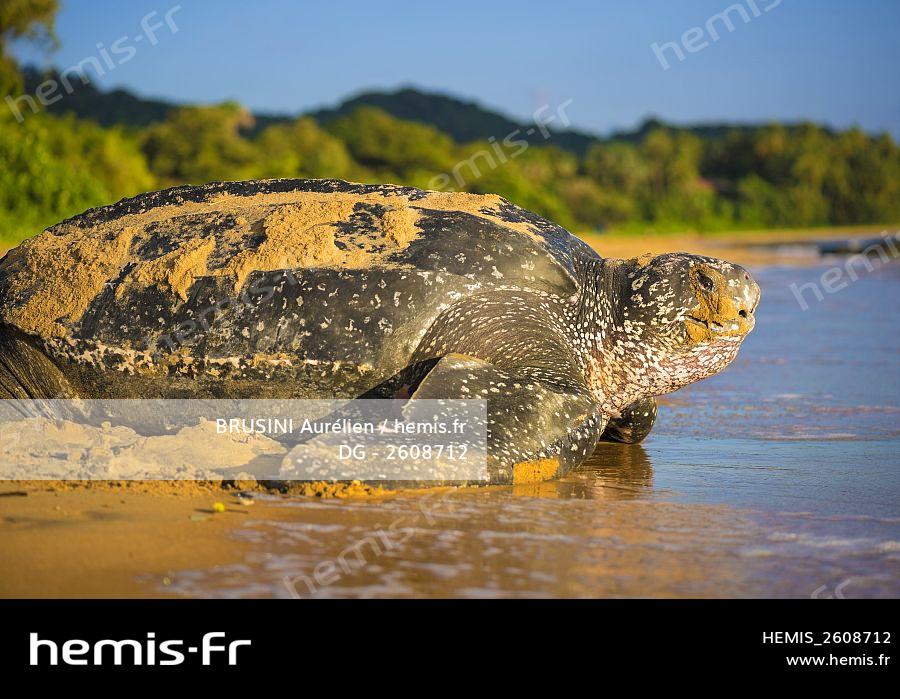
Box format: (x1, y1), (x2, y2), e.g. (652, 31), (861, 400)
(696, 272), (715, 292)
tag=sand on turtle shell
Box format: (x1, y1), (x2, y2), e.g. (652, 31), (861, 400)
(0, 225), (134, 337)
(117, 235), (216, 301)
(0, 185), (545, 339)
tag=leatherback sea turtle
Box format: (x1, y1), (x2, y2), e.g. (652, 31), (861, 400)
(0, 179), (759, 484)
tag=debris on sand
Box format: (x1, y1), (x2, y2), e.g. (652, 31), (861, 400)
(282, 479), (393, 499)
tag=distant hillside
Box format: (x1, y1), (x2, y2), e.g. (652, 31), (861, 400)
(606, 116), (835, 143)
(22, 67), (174, 127)
(306, 87), (598, 154)
(17, 67), (830, 150)
(19, 71), (600, 151)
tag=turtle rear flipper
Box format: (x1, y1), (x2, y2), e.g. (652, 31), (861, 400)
(0, 328), (84, 428)
(0, 328), (77, 400)
(410, 354), (604, 484)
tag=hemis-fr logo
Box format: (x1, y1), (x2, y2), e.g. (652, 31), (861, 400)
(30, 632), (251, 666)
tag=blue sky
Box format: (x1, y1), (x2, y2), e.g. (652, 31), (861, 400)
(12, 0), (900, 137)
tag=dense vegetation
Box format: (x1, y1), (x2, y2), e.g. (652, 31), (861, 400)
(3, 98), (898, 246)
(1, 4), (898, 246)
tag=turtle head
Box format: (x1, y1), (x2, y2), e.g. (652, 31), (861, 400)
(606, 252), (760, 399)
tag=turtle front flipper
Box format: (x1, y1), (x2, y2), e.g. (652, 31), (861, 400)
(409, 353), (605, 485)
(599, 397), (657, 444)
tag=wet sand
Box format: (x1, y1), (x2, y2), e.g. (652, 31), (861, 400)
(0, 480), (396, 597)
(1, 227), (898, 598)
(0, 482), (262, 597)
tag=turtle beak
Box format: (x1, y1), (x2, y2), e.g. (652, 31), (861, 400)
(684, 263), (759, 344)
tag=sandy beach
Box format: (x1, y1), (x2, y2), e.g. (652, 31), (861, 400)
(580, 223), (896, 267)
(0, 478), (401, 598)
(0, 481), (265, 597)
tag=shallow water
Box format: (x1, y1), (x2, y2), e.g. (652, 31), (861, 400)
(161, 259), (900, 598)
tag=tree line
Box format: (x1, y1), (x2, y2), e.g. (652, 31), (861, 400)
(2, 100), (898, 245)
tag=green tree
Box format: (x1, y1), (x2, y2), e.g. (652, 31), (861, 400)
(141, 103), (259, 185)
(583, 141), (648, 198)
(560, 177), (633, 230)
(326, 106), (457, 184)
(254, 117), (359, 180)
(0, 109), (154, 243)
(0, 0), (58, 96)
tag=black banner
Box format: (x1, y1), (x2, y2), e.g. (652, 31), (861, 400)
(1, 600), (895, 686)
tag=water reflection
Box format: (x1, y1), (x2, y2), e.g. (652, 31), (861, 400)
(511, 443), (655, 500)
(579, 443), (655, 496)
